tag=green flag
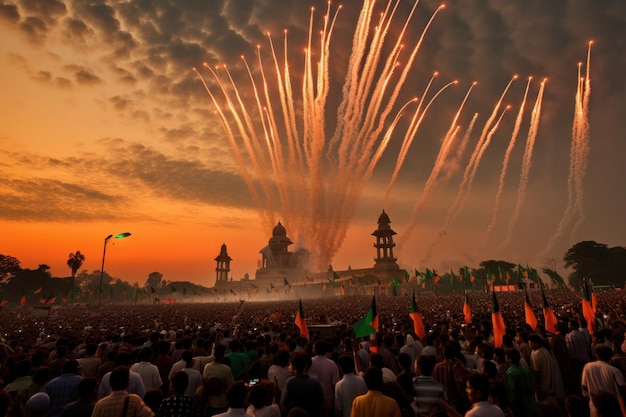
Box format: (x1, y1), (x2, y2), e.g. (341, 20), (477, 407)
(353, 308), (375, 338)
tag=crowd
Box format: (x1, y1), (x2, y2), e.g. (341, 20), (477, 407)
(0, 288), (625, 417)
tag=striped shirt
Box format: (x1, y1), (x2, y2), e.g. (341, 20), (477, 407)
(413, 376), (445, 417)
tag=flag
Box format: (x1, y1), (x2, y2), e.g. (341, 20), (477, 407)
(353, 296), (378, 338)
(340, 282), (345, 296)
(306, 276), (314, 283)
(230, 289), (237, 296)
(524, 288), (538, 331)
(232, 300), (245, 322)
(425, 268), (434, 283)
(33, 287), (42, 294)
(506, 271), (512, 284)
(491, 290), (505, 348)
(463, 292), (472, 324)
(0, 299), (7, 307)
(171, 286), (177, 293)
(581, 279), (595, 334)
(295, 299), (309, 340)
(284, 277), (290, 286)
(409, 293), (426, 341)
(333, 271), (340, 281)
(20, 289), (26, 306)
(541, 285), (558, 334)
(39, 294), (46, 304)
(433, 271), (441, 285)
(404, 270), (411, 282)
(46, 294), (57, 305)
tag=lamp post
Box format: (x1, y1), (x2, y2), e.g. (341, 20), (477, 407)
(98, 232), (131, 306)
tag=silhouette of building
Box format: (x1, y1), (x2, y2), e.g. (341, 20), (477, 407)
(212, 210), (406, 298)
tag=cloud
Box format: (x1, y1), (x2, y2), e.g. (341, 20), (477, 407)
(0, 2), (19, 23)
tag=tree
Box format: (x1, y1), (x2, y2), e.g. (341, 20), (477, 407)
(67, 251), (86, 289)
(479, 260), (517, 284)
(0, 254), (21, 283)
(145, 272), (163, 289)
(564, 240), (626, 288)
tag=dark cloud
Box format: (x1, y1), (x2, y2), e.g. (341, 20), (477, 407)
(19, 0), (66, 25)
(19, 15), (48, 42)
(112, 66), (136, 84)
(0, 2), (19, 23)
(61, 17), (93, 45)
(74, 68), (101, 85)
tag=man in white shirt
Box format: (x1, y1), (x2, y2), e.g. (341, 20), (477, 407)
(130, 347), (162, 392)
(581, 345), (626, 417)
(335, 355), (367, 417)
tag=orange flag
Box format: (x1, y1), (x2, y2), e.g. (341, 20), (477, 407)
(294, 299), (309, 341)
(463, 292), (472, 324)
(541, 286), (558, 334)
(491, 290), (505, 348)
(524, 288), (538, 330)
(409, 293), (426, 341)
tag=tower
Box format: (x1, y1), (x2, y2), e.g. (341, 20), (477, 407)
(215, 243), (232, 283)
(372, 210), (399, 270)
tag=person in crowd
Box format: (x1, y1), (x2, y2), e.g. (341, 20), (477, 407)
(131, 347), (163, 392)
(214, 381), (253, 417)
(92, 366), (154, 417)
(413, 355), (445, 417)
(335, 355), (367, 417)
(504, 348), (537, 417)
(60, 377), (97, 417)
(281, 352), (325, 417)
(309, 339), (340, 416)
(203, 344), (234, 416)
(42, 359), (82, 417)
(581, 345), (626, 417)
(350, 367), (401, 417)
(158, 371), (201, 417)
(246, 384), (281, 417)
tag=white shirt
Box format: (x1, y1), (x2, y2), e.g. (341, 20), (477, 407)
(130, 361), (163, 391)
(334, 373), (368, 417)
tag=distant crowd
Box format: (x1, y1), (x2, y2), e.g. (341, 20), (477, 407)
(0, 289), (625, 417)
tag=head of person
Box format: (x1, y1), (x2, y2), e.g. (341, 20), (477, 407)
(369, 353), (383, 370)
(398, 353), (412, 371)
(276, 350), (290, 368)
(595, 345), (613, 363)
(466, 374), (490, 404)
(565, 394), (591, 417)
(289, 352), (308, 375)
(25, 392), (50, 417)
(314, 340), (328, 356)
(62, 359), (80, 375)
(415, 355), (436, 377)
(248, 385), (270, 409)
(363, 367), (384, 391)
(225, 381), (248, 409)
(505, 348), (521, 366)
(528, 334), (544, 351)
(171, 371), (189, 395)
(144, 389), (163, 413)
(110, 366), (130, 391)
(182, 350), (193, 366)
(338, 355), (355, 375)
(77, 377), (98, 401)
(214, 344), (227, 362)
(139, 347), (152, 362)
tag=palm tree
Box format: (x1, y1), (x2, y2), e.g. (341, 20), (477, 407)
(67, 251), (85, 289)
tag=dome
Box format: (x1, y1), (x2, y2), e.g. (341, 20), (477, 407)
(272, 221), (287, 237)
(377, 210), (391, 225)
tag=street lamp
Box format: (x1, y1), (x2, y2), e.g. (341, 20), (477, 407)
(98, 232), (132, 306)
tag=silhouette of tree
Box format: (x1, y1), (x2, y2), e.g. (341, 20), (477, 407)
(145, 271), (163, 289)
(564, 240), (626, 288)
(67, 251), (86, 288)
(0, 254), (21, 283)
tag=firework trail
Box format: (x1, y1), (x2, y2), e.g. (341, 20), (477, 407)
(480, 77), (533, 250)
(398, 82), (477, 243)
(541, 43), (592, 257)
(196, 1), (446, 270)
(421, 102), (511, 265)
(418, 77), (516, 263)
(571, 41), (593, 238)
(384, 76), (458, 205)
(502, 79), (547, 249)
(439, 112), (480, 185)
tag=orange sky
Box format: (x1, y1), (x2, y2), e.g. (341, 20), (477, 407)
(1, 0), (625, 287)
